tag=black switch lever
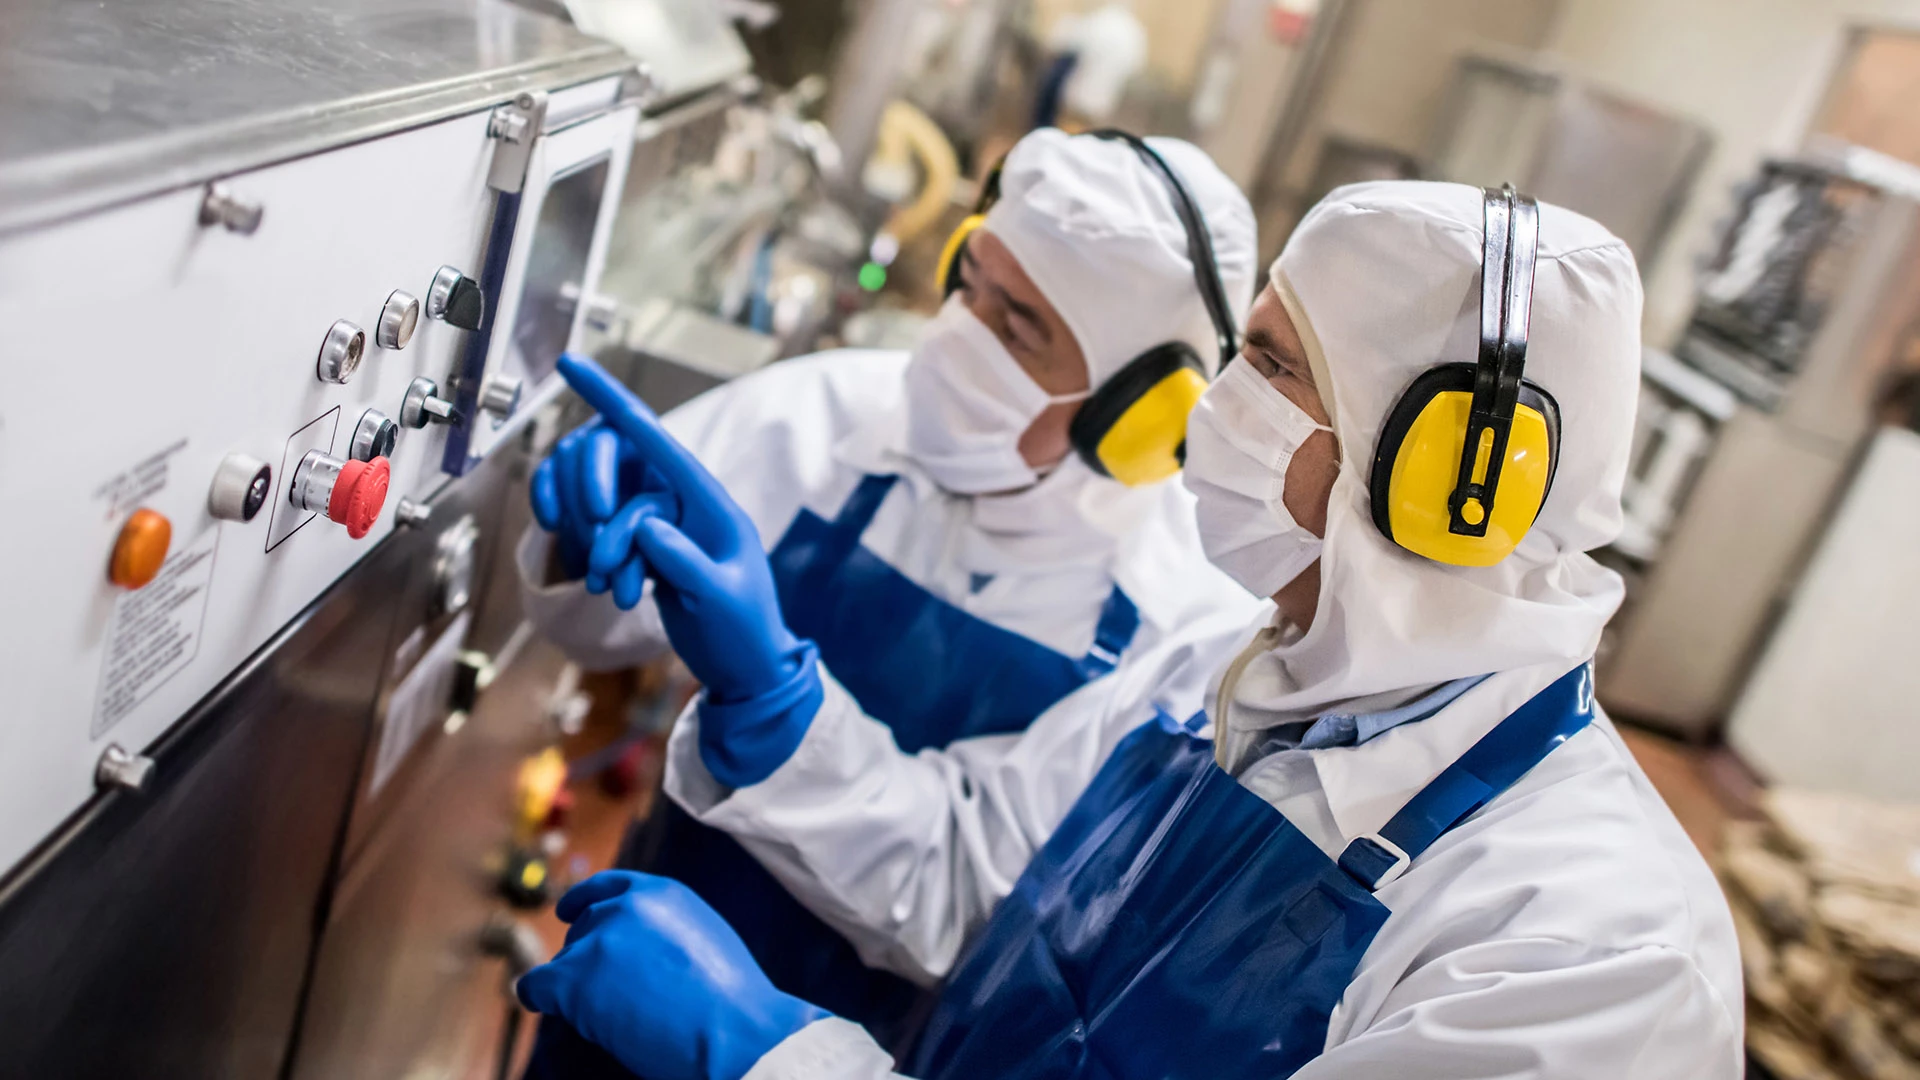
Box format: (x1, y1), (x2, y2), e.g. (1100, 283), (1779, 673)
(427, 265), (487, 331)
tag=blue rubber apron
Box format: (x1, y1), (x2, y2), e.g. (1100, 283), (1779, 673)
(527, 474), (1142, 1076)
(909, 662), (1596, 1079)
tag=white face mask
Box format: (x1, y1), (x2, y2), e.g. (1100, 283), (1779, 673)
(903, 298), (1089, 495)
(1182, 356), (1335, 598)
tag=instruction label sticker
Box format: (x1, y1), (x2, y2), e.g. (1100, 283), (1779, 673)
(93, 438), (188, 522)
(92, 527), (220, 736)
(371, 612), (472, 797)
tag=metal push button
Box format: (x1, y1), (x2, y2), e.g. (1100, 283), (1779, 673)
(208, 454), (272, 522)
(350, 410), (399, 461)
(316, 320), (366, 384)
(377, 291), (421, 349)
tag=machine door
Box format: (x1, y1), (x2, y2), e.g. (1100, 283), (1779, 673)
(0, 535), (407, 1078)
(443, 100), (638, 474)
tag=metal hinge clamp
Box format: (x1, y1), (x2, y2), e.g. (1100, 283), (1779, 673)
(486, 90), (550, 193)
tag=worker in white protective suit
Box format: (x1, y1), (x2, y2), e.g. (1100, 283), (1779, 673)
(515, 128), (1262, 1066)
(515, 182), (1745, 1080)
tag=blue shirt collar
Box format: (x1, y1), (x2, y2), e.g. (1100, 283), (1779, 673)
(1277, 674), (1492, 752)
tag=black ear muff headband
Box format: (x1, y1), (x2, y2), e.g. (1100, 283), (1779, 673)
(1453, 182), (1541, 536)
(1366, 184), (1562, 567)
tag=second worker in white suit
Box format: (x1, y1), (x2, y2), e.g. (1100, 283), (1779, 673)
(517, 128), (1261, 1053)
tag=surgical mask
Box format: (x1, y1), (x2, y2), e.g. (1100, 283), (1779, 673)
(1182, 356), (1334, 598)
(903, 298), (1090, 495)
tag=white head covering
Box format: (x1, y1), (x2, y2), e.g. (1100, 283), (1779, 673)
(982, 128), (1258, 388)
(1215, 181), (1642, 771)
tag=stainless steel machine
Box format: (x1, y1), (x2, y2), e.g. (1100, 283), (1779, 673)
(1601, 155), (1920, 738)
(0, 1), (749, 1074)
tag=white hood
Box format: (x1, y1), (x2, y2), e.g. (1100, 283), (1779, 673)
(982, 128), (1258, 386)
(1216, 181), (1642, 773)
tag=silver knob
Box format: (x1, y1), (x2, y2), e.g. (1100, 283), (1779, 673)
(401, 377), (460, 429)
(97, 744), (155, 792)
(316, 320), (366, 384)
(427, 266), (485, 331)
(208, 453), (272, 523)
(199, 182), (263, 235)
(377, 290), (421, 349)
(394, 497), (433, 528)
(351, 409), (399, 461)
(290, 451), (344, 513)
(479, 375), (523, 423)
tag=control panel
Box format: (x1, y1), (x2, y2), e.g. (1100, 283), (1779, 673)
(0, 77), (637, 875)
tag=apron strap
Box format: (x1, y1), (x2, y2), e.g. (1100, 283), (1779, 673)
(823, 473), (1140, 681)
(1338, 662), (1595, 891)
(834, 474), (899, 533)
(1073, 586), (1141, 678)
(799, 473), (899, 569)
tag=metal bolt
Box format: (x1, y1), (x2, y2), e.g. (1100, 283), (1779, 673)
(487, 110), (531, 143)
(393, 497), (432, 528)
(97, 744), (155, 792)
(199, 182), (263, 235)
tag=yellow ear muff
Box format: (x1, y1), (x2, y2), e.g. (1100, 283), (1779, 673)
(1095, 367), (1209, 486)
(1369, 365), (1560, 567)
(1070, 343), (1208, 487)
(937, 214), (988, 298)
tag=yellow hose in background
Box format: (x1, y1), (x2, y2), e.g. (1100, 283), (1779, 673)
(875, 100), (960, 244)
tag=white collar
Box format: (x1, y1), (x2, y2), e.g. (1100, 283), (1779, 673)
(1225, 647), (1579, 857)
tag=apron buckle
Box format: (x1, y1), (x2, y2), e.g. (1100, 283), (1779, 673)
(1338, 832), (1412, 890)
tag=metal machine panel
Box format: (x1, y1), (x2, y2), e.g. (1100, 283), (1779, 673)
(284, 446), (544, 1080)
(0, 525), (408, 1079)
(0, 81), (632, 878)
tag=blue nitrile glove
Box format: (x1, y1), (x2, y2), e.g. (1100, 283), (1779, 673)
(558, 352), (822, 786)
(515, 871), (829, 1080)
(531, 419), (680, 599)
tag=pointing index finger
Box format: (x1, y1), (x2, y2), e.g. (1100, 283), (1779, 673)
(557, 353), (712, 500)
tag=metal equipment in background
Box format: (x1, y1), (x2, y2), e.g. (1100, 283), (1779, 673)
(1725, 426), (1920, 801)
(1601, 152), (1920, 739)
(1427, 53), (1713, 268)
(0, 0), (751, 1075)
(574, 76), (881, 411)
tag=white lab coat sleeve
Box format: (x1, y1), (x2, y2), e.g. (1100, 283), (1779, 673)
(515, 527), (670, 672)
(664, 614), (1243, 987)
(741, 1019), (901, 1080)
(1297, 937), (1743, 1080)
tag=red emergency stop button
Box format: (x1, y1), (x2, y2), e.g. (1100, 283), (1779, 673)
(327, 456), (390, 539)
(109, 508), (172, 589)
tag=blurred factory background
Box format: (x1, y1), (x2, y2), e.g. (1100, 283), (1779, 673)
(7, 0), (1920, 1078)
(572, 5), (1920, 1077)
(588, 0), (1920, 766)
